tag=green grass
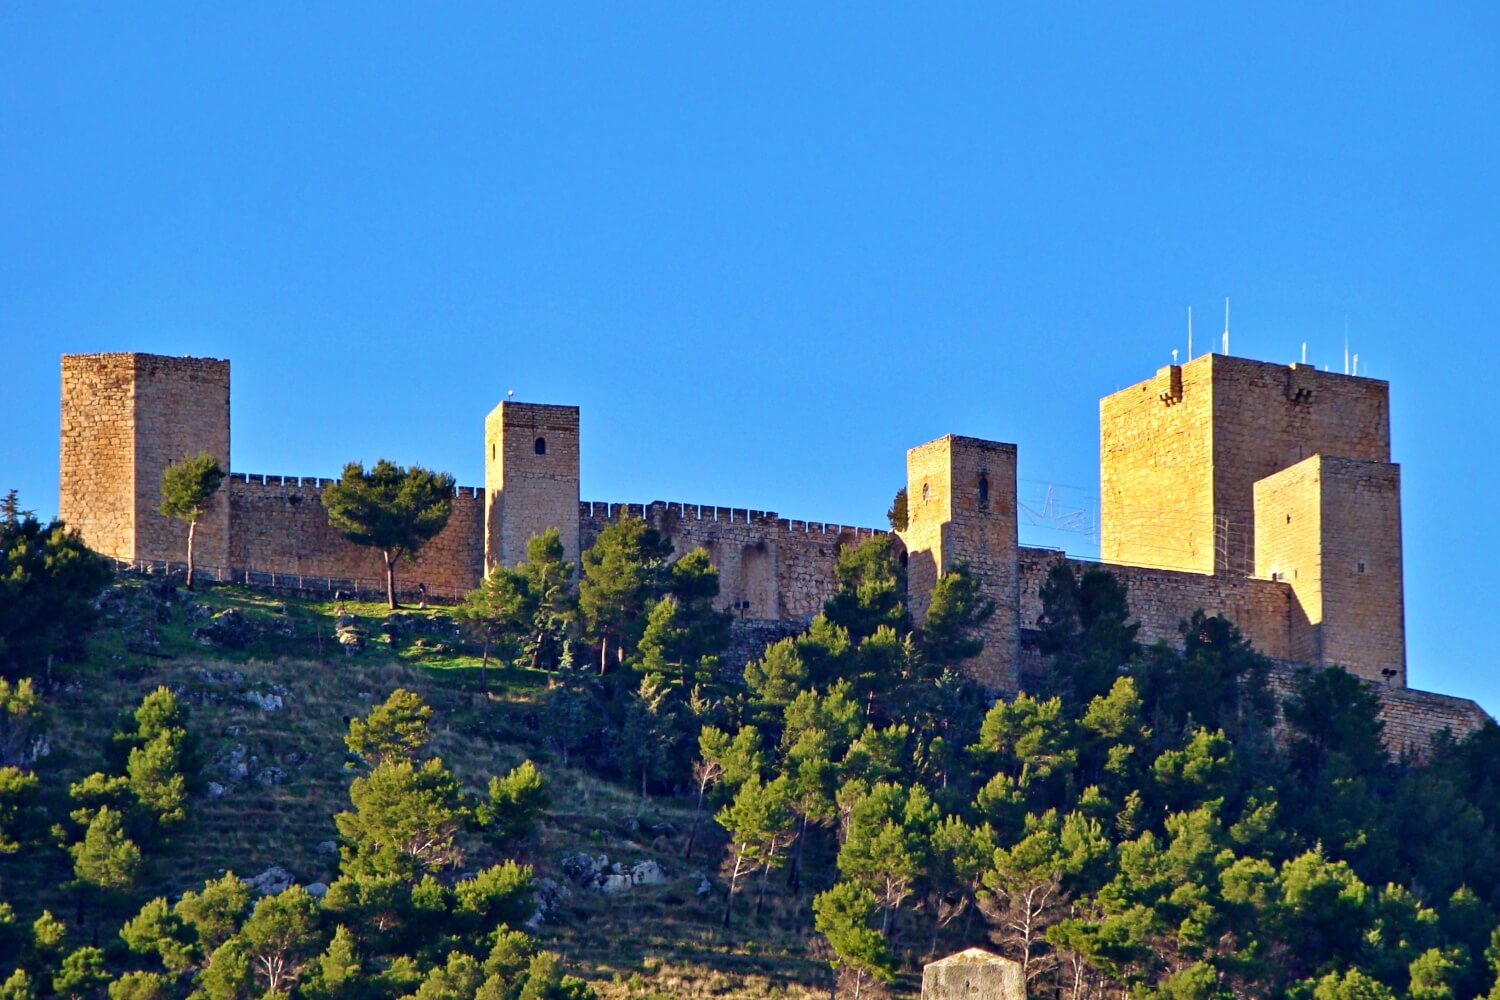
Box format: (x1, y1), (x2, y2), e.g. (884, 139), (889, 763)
(24, 575), (903, 998)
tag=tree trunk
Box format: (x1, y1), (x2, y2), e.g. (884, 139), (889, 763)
(480, 637), (490, 695)
(684, 781), (706, 859)
(384, 551), (398, 609)
(185, 518), (197, 589)
(722, 850), (745, 927)
(787, 814), (810, 892)
(599, 635), (610, 676)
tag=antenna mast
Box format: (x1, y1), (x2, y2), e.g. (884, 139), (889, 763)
(1222, 297), (1230, 355)
(1187, 307), (1193, 359)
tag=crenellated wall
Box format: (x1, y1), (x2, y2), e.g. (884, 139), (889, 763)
(579, 499), (884, 623)
(1017, 547), (1296, 659)
(227, 474), (485, 597)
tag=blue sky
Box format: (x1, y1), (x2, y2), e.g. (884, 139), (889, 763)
(3, 5), (1497, 714)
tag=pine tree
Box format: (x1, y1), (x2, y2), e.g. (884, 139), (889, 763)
(716, 774), (794, 926)
(320, 460), (456, 609)
(336, 758), (468, 880)
(239, 886), (323, 995)
(577, 517), (672, 674)
(812, 881), (896, 1000)
(345, 689), (432, 767)
(157, 452), (225, 588)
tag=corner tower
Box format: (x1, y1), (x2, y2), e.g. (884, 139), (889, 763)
(900, 435), (1019, 693)
(484, 401), (580, 571)
(1254, 455), (1406, 685)
(60, 353), (231, 567)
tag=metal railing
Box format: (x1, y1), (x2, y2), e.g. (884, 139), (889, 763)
(113, 559), (468, 603)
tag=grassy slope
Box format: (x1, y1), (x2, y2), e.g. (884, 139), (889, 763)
(30, 577), (867, 999)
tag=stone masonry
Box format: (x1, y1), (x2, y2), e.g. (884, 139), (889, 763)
(56, 350), (1488, 750)
(60, 354), (230, 569)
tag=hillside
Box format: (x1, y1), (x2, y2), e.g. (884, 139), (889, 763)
(21, 575), (843, 999)
(8, 520), (1500, 1000)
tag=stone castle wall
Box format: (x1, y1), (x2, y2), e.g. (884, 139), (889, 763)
(579, 499), (883, 623)
(1265, 664), (1488, 757)
(227, 474), (485, 598)
(1018, 547), (1296, 659)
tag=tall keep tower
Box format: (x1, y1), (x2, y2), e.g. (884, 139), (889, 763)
(1100, 352), (1404, 685)
(1101, 354), (1390, 575)
(60, 353), (231, 567)
(900, 435), (1019, 692)
(484, 402), (581, 571)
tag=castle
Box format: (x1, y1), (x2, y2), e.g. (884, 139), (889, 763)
(58, 351), (1487, 750)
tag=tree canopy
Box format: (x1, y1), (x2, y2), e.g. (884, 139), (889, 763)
(157, 453), (225, 588)
(320, 461), (455, 608)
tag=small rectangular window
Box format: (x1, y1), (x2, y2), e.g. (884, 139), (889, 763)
(1357, 562), (1366, 573)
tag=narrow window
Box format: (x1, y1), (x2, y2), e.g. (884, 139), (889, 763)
(1357, 561), (1366, 574)
(534, 437), (547, 455)
(491, 444), (496, 460)
(1286, 514), (1292, 524)
(978, 474), (990, 508)
(922, 483), (930, 501)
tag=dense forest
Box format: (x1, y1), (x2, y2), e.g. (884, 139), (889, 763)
(5, 491), (1500, 1000)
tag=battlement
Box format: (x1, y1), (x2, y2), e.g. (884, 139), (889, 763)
(579, 499), (884, 539)
(228, 473), (486, 500)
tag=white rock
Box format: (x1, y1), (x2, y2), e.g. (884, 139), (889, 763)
(243, 866), (295, 895)
(243, 691), (283, 712)
(631, 860), (667, 886)
(599, 873), (633, 894)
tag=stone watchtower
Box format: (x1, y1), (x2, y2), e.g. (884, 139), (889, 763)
(901, 435), (1020, 692)
(60, 353), (231, 569)
(483, 401), (581, 572)
(1100, 353), (1404, 684)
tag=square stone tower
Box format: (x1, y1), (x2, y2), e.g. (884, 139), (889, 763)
(60, 353), (231, 567)
(901, 435), (1019, 692)
(1101, 354), (1390, 576)
(1254, 455), (1405, 685)
(484, 401), (581, 571)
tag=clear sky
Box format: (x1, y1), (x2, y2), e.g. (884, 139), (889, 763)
(3, 5), (1497, 714)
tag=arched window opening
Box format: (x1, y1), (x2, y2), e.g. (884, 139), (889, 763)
(922, 482), (930, 501)
(978, 474), (990, 508)
(534, 437), (547, 456)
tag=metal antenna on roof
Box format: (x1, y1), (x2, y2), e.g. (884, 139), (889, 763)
(1187, 307), (1193, 360)
(1222, 298), (1230, 355)
(1301, 342), (1307, 364)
